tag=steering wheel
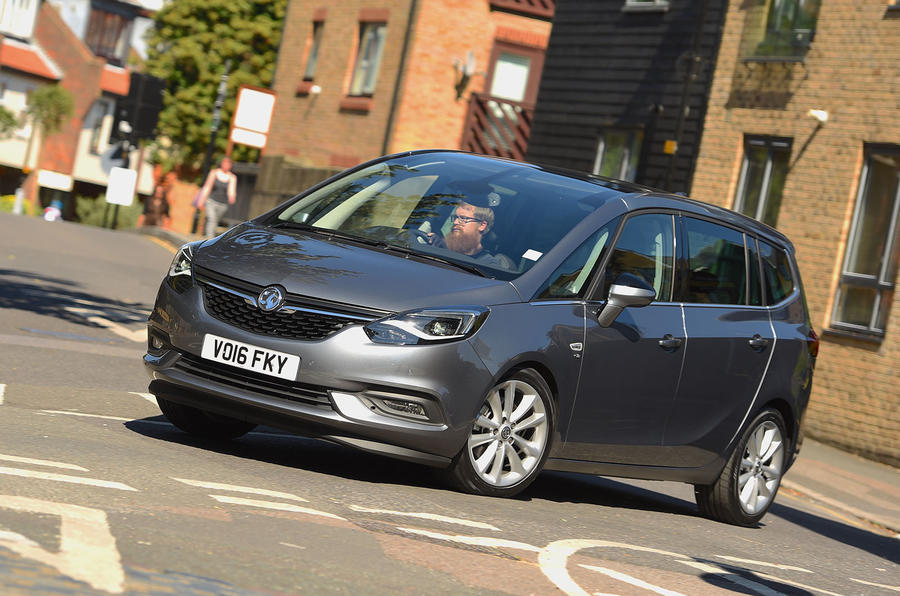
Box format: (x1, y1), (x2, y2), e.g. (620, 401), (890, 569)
(404, 228), (432, 245)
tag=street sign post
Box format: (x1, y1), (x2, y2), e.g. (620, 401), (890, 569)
(228, 85), (276, 151)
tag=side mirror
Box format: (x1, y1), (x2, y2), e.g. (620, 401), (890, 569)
(596, 273), (656, 327)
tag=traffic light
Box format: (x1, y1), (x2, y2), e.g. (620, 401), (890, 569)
(111, 72), (165, 144)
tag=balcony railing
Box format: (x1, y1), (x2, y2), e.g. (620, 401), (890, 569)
(460, 93), (534, 161)
(489, 0), (555, 19)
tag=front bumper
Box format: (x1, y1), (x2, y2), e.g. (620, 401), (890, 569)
(144, 280), (495, 466)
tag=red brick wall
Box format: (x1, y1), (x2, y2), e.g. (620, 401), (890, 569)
(692, 0), (900, 465)
(32, 3), (104, 180)
(389, 0), (550, 152)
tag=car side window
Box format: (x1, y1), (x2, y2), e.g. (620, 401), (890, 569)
(600, 213), (675, 301)
(684, 217), (748, 305)
(747, 236), (763, 306)
(759, 241), (794, 305)
(536, 216), (621, 299)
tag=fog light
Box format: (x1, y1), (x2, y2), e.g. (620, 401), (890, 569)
(382, 399), (426, 418)
(151, 335), (165, 350)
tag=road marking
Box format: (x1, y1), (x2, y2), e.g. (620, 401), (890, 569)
(0, 495), (125, 593)
(579, 564), (685, 596)
(280, 542), (306, 550)
(0, 383), (5, 405)
(146, 235), (178, 254)
(128, 392), (158, 406)
(0, 453), (88, 471)
(715, 555), (812, 573)
(395, 527), (540, 552)
(680, 560), (844, 596)
(209, 495), (346, 520)
(679, 560), (784, 596)
(539, 539), (689, 596)
(850, 578), (900, 592)
(0, 466), (136, 491)
(172, 478), (310, 502)
(63, 307), (146, 343)
(42, 410), (132, 422)
(348, 504), (500, 531)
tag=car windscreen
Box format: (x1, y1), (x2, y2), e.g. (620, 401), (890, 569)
(272, 153), (624, 280)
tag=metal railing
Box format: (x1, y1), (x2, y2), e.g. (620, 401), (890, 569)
(460, 93), (534, 161)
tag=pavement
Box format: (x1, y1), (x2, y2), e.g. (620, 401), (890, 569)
(136, 224), (900, 538)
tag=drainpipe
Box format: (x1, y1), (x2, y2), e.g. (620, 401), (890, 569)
(664, 0), (709, 192)
(382, 0), (419, 155)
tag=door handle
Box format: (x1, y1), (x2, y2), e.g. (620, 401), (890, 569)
(748, 334), (770, 351)
(658, 334), (683, 350)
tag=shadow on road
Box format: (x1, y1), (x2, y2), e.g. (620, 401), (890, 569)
(126, 415), (900, 568)
(0, 268), (150, 326)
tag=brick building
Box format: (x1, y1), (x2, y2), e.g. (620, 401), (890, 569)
(690, 0), (899, 464)
(0, 0), (154, 218)
(254, 0), (554, 214)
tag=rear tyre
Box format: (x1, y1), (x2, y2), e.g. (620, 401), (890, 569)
(445, 368), (554, 497)
(695, 408), (787, 526)
(156, 396), (256, 441)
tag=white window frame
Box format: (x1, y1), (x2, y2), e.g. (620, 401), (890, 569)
(0, 0), (38, 40)
(349, 22), (387, 97)
(831, 147), (900, 336)
(733, 136), (791, 226)
(592, 129), (642, 182)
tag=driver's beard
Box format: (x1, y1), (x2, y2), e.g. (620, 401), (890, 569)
(445, 228), (481, 255)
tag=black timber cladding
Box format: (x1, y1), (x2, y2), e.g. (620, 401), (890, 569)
(525, 0), (726, 194)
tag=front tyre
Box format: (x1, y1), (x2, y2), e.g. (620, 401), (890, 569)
(445, 369), (554, 497)
(695, 408), (787, 526)
(157, 396), (256, 441)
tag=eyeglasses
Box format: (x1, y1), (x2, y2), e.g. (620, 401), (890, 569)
(452, 214), (483, 225)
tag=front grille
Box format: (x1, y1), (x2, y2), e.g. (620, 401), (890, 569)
(174, 352), (332, 409)
(194, 267), (385, 341)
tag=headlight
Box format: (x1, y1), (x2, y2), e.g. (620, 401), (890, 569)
(364, 307), (489, 345)
(166, 241), (203, 292)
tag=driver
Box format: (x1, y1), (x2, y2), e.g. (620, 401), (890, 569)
(430, 195), (513, 269)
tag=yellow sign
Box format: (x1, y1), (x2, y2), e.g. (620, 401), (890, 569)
(663, 140), (678, 155)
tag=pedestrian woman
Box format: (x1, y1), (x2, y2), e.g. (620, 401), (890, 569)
(196, 157), (237, 237)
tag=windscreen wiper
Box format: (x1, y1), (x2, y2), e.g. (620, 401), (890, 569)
(381, 244), (489, 278)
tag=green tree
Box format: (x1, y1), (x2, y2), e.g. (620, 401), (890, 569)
(144, 0), (286, 170)
(0, 105), (17, 139)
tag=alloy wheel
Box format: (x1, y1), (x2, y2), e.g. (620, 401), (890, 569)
(738, 420), (785, 514)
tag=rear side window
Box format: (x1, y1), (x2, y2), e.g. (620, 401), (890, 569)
(684, 217), (747, 305)
(759, 241), (795, 305)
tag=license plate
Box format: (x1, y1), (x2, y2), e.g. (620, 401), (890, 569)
(200, 334), (300, 380)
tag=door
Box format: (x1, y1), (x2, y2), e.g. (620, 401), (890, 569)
(562, 212), (686, 465)
(661, 217), (774, 467)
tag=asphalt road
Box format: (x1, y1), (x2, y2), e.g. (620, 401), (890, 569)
(0, 212), (897, 595)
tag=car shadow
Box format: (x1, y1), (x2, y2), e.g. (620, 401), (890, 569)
(0, 268), (151, 326)
(125, 415), (900, 566)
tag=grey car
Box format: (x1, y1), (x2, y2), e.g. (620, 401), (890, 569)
(144, 150), (818, 526)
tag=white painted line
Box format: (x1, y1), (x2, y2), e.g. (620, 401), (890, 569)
(679, 560), (784, 596)
(63, 307), (147, 343)
(209, 495), (345, 520)
(0, 495), (125, 593)
(0, 467), (137, 492)
(681, 560), (846, 596)
(850, 578), (900, 592)
(0, 453), (88, 472)
(715, 555), (812, 573)
(41, 410), (131, 422)
(172, 478), (309, 502)
(280, 542), (306, 550)
(580, 564), (685, 596)
(129, 392), (158, 406)
(395, 527), (540, 552)
(348, 504), (500, 531)
(0, 383), (5, 405)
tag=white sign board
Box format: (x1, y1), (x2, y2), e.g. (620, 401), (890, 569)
(37, 170), (73, 192)
(229, 86), (276, 149)
(106, 167), (137, 206)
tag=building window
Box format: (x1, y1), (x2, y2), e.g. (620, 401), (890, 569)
(592, 129), (642, 182)
(88, 98), (112, 155)
(349, 22), (386, 96)
(743, 0), (820, 59)
(832, 147), (900, 337)
(734, 136), (791, 228)
(0, 0), (38, 39)
(622, 0), (670, 13)
(303, 21), (324, 81)
(85, 8), (133, 66)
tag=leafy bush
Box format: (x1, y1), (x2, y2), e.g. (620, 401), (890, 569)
(0, 194), (37, 216)
(75, 194), (142, 229)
